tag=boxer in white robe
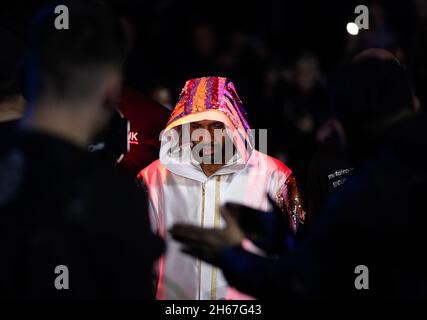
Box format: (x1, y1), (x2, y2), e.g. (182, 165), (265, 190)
(139, 76), (305, 299)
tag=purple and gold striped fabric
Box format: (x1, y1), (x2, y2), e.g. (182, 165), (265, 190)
(166, 77), (251, 133)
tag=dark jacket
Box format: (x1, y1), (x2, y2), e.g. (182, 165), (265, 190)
(0, 130), (163, 299)
(219, 114), (427, 298)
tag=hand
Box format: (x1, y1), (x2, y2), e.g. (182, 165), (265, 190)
(170, 205), (245, 265)
(224, 196), (292, 255)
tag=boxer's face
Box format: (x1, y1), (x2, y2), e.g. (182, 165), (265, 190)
(189, 120), (226, 163)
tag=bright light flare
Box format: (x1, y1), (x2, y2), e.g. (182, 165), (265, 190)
(346, 22), (359, 35)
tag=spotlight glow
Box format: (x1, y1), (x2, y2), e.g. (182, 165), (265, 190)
(346, 22), (359, 35)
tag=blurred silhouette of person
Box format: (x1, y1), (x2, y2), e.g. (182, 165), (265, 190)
(272, 53), (328, 205)
(171, 49), (427, 299)
(177, 23), (222, 83)
(187, 23), (218, 77)
(0, 1), (163, 299)
(95, 6), (172, 176)
(0, 27), (25, 151)
(150, 84), (173, 110)
(305, 117), (354, 230)
(410, 0), (427, 109)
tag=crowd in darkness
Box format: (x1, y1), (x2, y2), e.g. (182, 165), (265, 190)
(2, 0), (426, 188)
(117, 0), (425, 200)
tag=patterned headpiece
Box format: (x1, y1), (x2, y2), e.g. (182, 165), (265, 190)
(166, 77), (251, 133)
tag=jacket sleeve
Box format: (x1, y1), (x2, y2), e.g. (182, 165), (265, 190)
(219, 246), (301, 299)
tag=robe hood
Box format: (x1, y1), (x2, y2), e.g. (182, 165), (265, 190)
(159, 77), (255, 181)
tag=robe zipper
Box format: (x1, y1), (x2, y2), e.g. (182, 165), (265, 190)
(211, 176), (221, 300)
(199, 182), (206, 300)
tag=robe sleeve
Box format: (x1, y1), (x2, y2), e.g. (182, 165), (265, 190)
(135, 173), (163, 296)
(275, 174), (306, 234)
(135, 174), (162, 235)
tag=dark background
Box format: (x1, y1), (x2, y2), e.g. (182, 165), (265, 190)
(1, 0), (424, 186)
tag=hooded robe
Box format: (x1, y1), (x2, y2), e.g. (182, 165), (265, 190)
(139, 77), (305, 300)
